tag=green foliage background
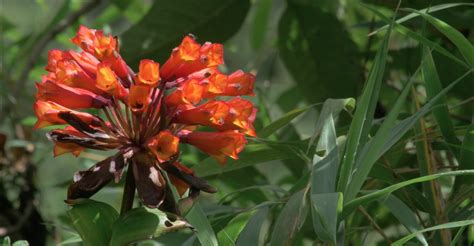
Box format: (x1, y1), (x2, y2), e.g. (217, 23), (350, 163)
(0, 0), (473, 245)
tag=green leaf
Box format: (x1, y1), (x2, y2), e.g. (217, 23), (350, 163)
(67, 199), (119, 246)
(250, 0), (272, 50)
(403, 8), (474, 67)
(362, 3), (470, 70)
(236, 207), (269, 246)
(310, 116), (342, 244)
(307, 98), (355, 151)
(193, 143), (304, 177)
(382, 195), (427, 246)
(259, 105), (313, 138)
(269, 189), (309, 246)
(1, 237), (11, 246)
(370, 3), (474, 36)
(342, 170), (474, 219)
(110, 207), (191, 246)
(453, 125), (474, 194)
(392, 220), (474, 246)
(121, 0), (250, 67)
(278, 1), (362, 103)
(337, 15), (393, 194)
(344, 57), (419, 201)
(186, 203), (218, 246)
(311, 193), (343, 244)
(217, 211), (254, 246)
(12, 241), (29, 246)
(58, 235), (82, 245)
(421, 47), (460, 156)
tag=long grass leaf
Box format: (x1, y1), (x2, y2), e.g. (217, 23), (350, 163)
(342, 170), (474, 219)
(392, 220), (474, 246)
(337, 18), (393, 193)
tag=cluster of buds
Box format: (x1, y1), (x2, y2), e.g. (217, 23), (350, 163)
(34, 26), (256, 213)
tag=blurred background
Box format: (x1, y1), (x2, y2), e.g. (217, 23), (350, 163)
(0, 0), (473, 245)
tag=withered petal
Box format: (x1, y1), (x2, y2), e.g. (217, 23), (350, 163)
(58, 111), (110, 140)
(132, 152), (166, 208)
(47, 130), (112, 150)
(67, 154), (126, 200)
(162, 162), (217, 193)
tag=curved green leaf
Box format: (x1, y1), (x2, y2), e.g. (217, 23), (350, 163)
(217, 210), (254, 246)
(67, 199), (119, 246)
(186, 203), (218, 246)
(259, 105), (313, 139)
(392, 220), (474, 246)
(121, 0), (250, 67)
(236, 207), (270, 246)
(110, 207), (191, 246)
(342, 170), (474, 219)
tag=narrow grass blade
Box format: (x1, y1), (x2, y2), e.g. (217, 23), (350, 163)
(259, 105), (313, 138)
(453, 125), (474, 194)
(363, 3), (470, 70)
(345, 60), (420, 201)
(369, 3), (474, 36)
(337, 19), (393, 193)
(342, 170), (474, 219)
(422, 47), (461, 156)
(392, 220), (474, 246)
(403, 8), (474, 67)
(193, 142), (304, 177)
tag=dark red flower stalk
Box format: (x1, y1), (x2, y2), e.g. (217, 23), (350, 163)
(34, 26), (256, 214)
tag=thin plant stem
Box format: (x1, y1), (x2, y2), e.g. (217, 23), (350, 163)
(120, 163), (136, 215)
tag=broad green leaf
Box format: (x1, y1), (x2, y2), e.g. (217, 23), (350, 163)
(337, 17), (393, 194)
(12, 241), (29, 246)
(269, 189), (309, 246)
(278, 1), (362, 103)
(307, 98), (355, 151)
(110, 207), (191, 246)
(217, 211), (254, 246)
(403, 8), (474, 67)
(250, 0), (272, 50)
(259, 105), (313, 138)
(236, 207), (270, 246)
(67, 199), (119, 246)
(392, 220), (474, 246)
(342, 170), (474, 219)
(193, 143), (304, 177)
(310, 116), (342, 244)
(311, 193), (343, 244)
(312, 116), (339, 193)
(345, 58), (419, 201)
(121, 0), (250, 67)
(186, 203), (218, 246)
(453, 125), (474, 194)
(370, 3), (474, 35)
(422, 47), (460, 156)
(382, 195), (427, 246)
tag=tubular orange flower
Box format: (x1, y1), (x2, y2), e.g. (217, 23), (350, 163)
(35, 26), (257, 215)
(137, 59), (160, 86)
(146, 130), (179, 162)
(181, 130), (247, 164)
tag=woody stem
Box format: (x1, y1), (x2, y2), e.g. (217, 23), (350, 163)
(120, 163), (136, 215)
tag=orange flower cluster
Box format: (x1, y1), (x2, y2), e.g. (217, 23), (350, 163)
(34, 26), (256, 212)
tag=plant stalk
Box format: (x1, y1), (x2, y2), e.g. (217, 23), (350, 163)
(120, 163), (136, 215)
